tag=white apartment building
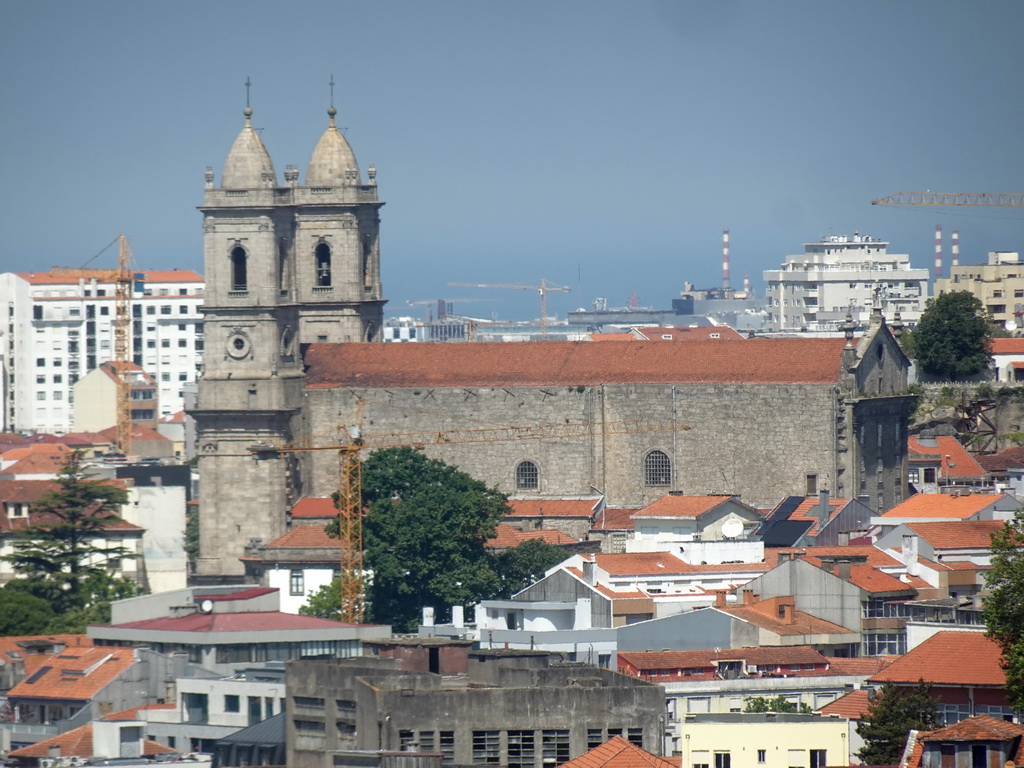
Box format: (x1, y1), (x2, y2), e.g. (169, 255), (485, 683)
(0, 268), (205, 434)
(764, 233), (929, 332)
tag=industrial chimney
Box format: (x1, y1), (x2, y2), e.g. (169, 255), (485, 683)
(722, 228), (731, 292)
(934, 225), (943, 278)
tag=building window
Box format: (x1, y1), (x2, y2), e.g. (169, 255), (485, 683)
(644, 450), (672, 486)
(714, 753), (731, 768)
(587, 730), (603, 750)
(231, 246), (248, 291)
(515, 460), (539, 490)
(224, 695), (240, 713)
(810, 750), (827, 768)
(440, 732), (455, 765)
(290, 570), (305, 596)
(472, 731), (500, 765)
(508, 730), (535, 768)
(757, 751), (766, 764)
(160, 305), (172, 315)
(923, 468), (937, 483)
(542, 731), (570, 766)
(627, 728), (643, 747)
(100, 306), (109, 316)
(806, 474), (817, 496)
(315, 242), (332, 287)
(147, 306), (155, 315)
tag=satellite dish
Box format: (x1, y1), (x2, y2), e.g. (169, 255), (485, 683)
(199, 599), (214, 613)
(721, 519), (744, 539)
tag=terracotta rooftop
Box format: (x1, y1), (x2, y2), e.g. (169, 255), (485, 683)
(880, 493), (1010, 520)
(558, 736), (678, 768)
(8, 646), (135, 701)
(768, 496), (851, 538)
(904, 519), (1005, 549)
(486, 523), (578, 548)
(7, 723), (178, 759)
(290, 497), (338, 518)
(908, 436), (986, 478)
(868, 631), (1004, 686)
(160, 410), (186, 424)
(507, 498), (602, 518)
(303, 338), (850, 389)
(990, 338), (1024, 355)
(845, 564), (917, 594)
(619, 645), (828, 671)
(263, 525), (340, 549)
(817, 689), (870, 719)
(1, 443), (71, 462)
(627, 326), (746, 342)
(591, 507), (638, 531)
(918, 714), (1024, 744)
(0, 452), (69, 477)
(718, 597), (856, 637)
(632, 494), (736, 519)
(976, 446), (1024, 473)
(97, 424), (169, 442)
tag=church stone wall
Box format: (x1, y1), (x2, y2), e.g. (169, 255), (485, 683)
(297, 381), (841, 509)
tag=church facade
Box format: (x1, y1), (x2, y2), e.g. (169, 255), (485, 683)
(194, 107), (913, 582)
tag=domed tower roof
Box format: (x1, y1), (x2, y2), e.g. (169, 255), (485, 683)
(306, 107), (360, 186)
(222, 107), (277, 189)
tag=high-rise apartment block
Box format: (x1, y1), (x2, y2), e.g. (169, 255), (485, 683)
(764, 234), (929, 331)
(934, 251), (1024, 330)
(0, 269), (205, 434)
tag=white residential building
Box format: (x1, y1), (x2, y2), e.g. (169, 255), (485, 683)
(0, 268), (204, 434)
(764, 233), (929, 331)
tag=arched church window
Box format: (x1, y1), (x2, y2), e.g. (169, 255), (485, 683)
(230, 247), (248, 291)
(516, 460), (539, 491)
(315, 243), (332, 287)
(644, 450), (672, 487)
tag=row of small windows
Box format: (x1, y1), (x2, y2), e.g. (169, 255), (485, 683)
(515, 451), (673, 491)
(231, 242), (335, 291)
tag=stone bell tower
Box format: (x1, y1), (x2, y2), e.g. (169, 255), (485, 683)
(192, 104), (385, 581)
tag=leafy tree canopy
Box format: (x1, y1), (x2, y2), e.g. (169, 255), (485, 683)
(743, 695), (811, 714)
(1, 451), (135, 619)
(324, 448), (568, 631)
(912, 291), (992, 379)
(300, 576), (341, 622)
(983, 509), (1024, 709)
(856, 682), (938, 765)
(0, 586), (55, 636)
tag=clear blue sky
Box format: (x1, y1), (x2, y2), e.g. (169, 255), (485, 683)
(3, 1), (1023, 322)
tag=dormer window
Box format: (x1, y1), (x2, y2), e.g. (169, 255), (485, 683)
(315, 242), (332, 287)
(230, 246), (248, 291)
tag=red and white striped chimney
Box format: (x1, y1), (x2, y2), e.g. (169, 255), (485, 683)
(722, 228), (731, 291)
(934, 225), (943, 278)
(743, 274), (751, 294)
(952, 229), (960, 267)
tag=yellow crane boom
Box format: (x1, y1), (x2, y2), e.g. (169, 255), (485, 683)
(872, 192), (1024, 207)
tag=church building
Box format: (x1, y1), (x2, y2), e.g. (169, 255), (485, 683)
(193, 106), (913, 583)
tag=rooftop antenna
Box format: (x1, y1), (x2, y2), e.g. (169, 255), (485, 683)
(329, 74), (335, 108)
(245, 76), (252, 108)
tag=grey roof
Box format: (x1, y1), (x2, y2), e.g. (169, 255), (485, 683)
(216, 711), (285, 746)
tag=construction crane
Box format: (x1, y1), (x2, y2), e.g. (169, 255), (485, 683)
(872, 192), (1024, 207)
(52, 234), (136, 456)
(405, 298), (491, 323)
(448, 279), (571, 339)
(250, 414), (691, 623)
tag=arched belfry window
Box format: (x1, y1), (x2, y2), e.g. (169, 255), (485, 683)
(230, 246), (248, 291)
(644, 450), (672, 487)
(315, 242), (332, 287)
(516, 460), (539, 491)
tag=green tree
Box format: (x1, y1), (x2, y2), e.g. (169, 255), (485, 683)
(494, 539), (569, 594)
(1, 452), (135, 616)
(0, 586), (55, 636)
(983, 509), (1024, 709)
(856, 682), (938, 765)
(912, 291), (992, 379)
(300, 576), (341, 622)
(743, 695), (811, 714)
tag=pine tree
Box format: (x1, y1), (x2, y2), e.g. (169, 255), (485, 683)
(912, 291), (992, 379)
(1, 451), (135, 616)
(856, 682), (938, 765)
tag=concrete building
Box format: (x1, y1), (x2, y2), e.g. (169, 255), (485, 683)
(72, 361), (159, 434)
(0, 268), (205, 434)
(764, 233), (928, 331)
(934, 251), (1024, 330)
(676, 713), (849, 768)
(285, 648), (665, 768)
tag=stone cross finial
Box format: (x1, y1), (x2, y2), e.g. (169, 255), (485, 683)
(843, 310), (856, 347)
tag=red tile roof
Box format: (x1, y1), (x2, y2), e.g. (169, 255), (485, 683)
(7, 723), (178, 759)
(486, 523), (578, 548)
(718, 598), (856, 637)
(868, 631), (1004, 686)
(632, 495), (734, 519)
(976, 446), (1024, 473)
(8, 647), (135, 701)
(591, 553), (693, 576)
(507, 498), (602, 518)
(107, 610), (361, 631)
(824, 656), (900, 676)
(96, 425), (169, 442)
(0, 452), (69, 477)
(880, 493), (1010, 520)
(918, 715), (1024, 743)
(264, 525), (339, 549)
(908, 436), (986, 478)
(769, 497), (850, 538)
(304, 338), (850, 389)
(625, 327), (746, 342)
(1, 443), (71, 461)
(592, 507), (638, 531)
(990, 338), (1024, 355)
(817, 689), (870, 719)
(558, 736), (677, 768)
(290, 497), (338, 518)
(904, 520), (1004, 549)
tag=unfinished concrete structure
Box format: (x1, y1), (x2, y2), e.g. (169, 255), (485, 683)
(285, 647), (664, 768)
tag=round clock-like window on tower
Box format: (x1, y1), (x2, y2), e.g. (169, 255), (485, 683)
(226, 331), (252, 359)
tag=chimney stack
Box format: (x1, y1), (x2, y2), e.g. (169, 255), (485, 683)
(582, 560), (596, 586)
(818, 489), (831, 525)
(742, 589), (756, 605)
(951, 229), (960, 267)
(935, 225), (943, 278)
(722, 228), (731, 291)
(714, 590), (727, 608)
(779, 600), (796, 625)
